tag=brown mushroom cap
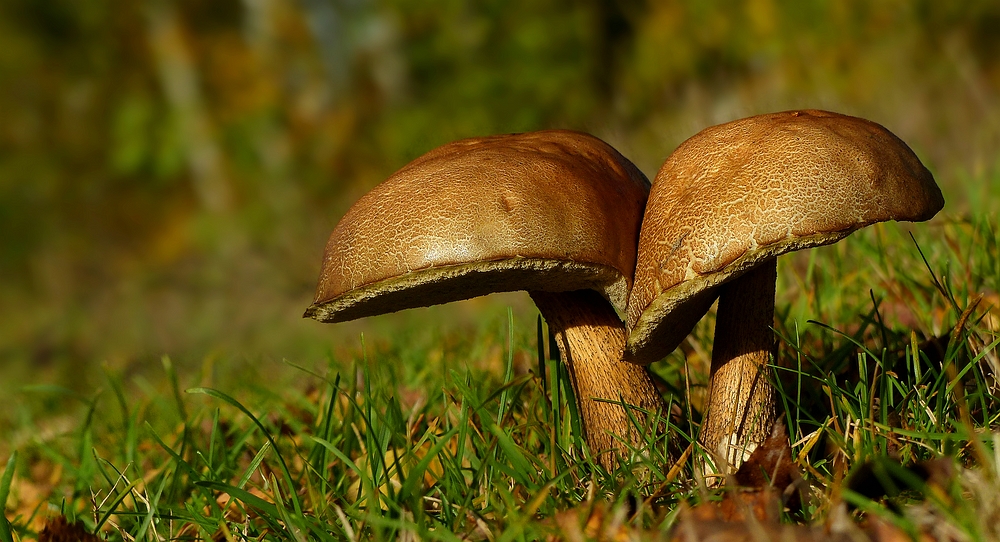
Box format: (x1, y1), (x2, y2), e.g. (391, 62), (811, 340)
(625, 110), (944, 363)
(304, 129), (650, 323)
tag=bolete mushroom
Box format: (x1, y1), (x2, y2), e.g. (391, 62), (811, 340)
(624, 110), (944, 471)
(304, 130), (666, 469)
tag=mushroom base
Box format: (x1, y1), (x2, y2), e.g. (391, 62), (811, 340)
(699, 260), (778, 473)
(530, 289), (666, 471)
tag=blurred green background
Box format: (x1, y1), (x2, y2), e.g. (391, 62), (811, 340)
(1, 0), (998, 392)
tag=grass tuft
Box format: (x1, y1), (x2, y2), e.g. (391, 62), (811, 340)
(3, 219), (1000, 539)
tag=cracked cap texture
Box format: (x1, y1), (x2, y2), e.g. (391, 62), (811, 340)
(305, 129), (650, 323)
(625, 110), (944, 364)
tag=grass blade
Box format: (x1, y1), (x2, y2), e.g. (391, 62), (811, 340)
(0, 452), (16, 542)
(94, 477), (142, 532)
(187, 387), (304, 517)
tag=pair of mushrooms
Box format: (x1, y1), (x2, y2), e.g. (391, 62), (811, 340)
(304, 110), (944, 472)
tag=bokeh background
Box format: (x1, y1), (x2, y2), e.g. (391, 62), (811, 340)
(1, 0), (998, 396)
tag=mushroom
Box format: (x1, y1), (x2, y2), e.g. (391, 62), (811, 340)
(304, 130), (666, 469)
(624, 110), (944, 471)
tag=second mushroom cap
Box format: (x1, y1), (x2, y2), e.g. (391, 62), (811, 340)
(625, 109), (945, 364)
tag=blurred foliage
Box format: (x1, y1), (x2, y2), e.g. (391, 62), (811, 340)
(0, 0), (998, 385)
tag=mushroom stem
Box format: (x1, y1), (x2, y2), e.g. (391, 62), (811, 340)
(529, 289), (666, 470)
(700, 260), (778, 473)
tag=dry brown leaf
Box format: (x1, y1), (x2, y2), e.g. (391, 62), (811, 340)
(688, 488), (783, 524)
(38, 515), (102, 542)
(672, 504), (858, 542)
(682, 423), (799, 527)
(733, 421), (800, 490)
(549, 500), (640, 542)
(860, 515), (932, 542)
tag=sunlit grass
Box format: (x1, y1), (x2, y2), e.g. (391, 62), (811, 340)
(3, 217), (1000, 540)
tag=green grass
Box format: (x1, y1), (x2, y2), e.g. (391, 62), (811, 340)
(3, 217), (1000, 540)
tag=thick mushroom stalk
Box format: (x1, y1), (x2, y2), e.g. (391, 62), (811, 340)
(699, 260), (777, 469)
(531, 290), (663, 467)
